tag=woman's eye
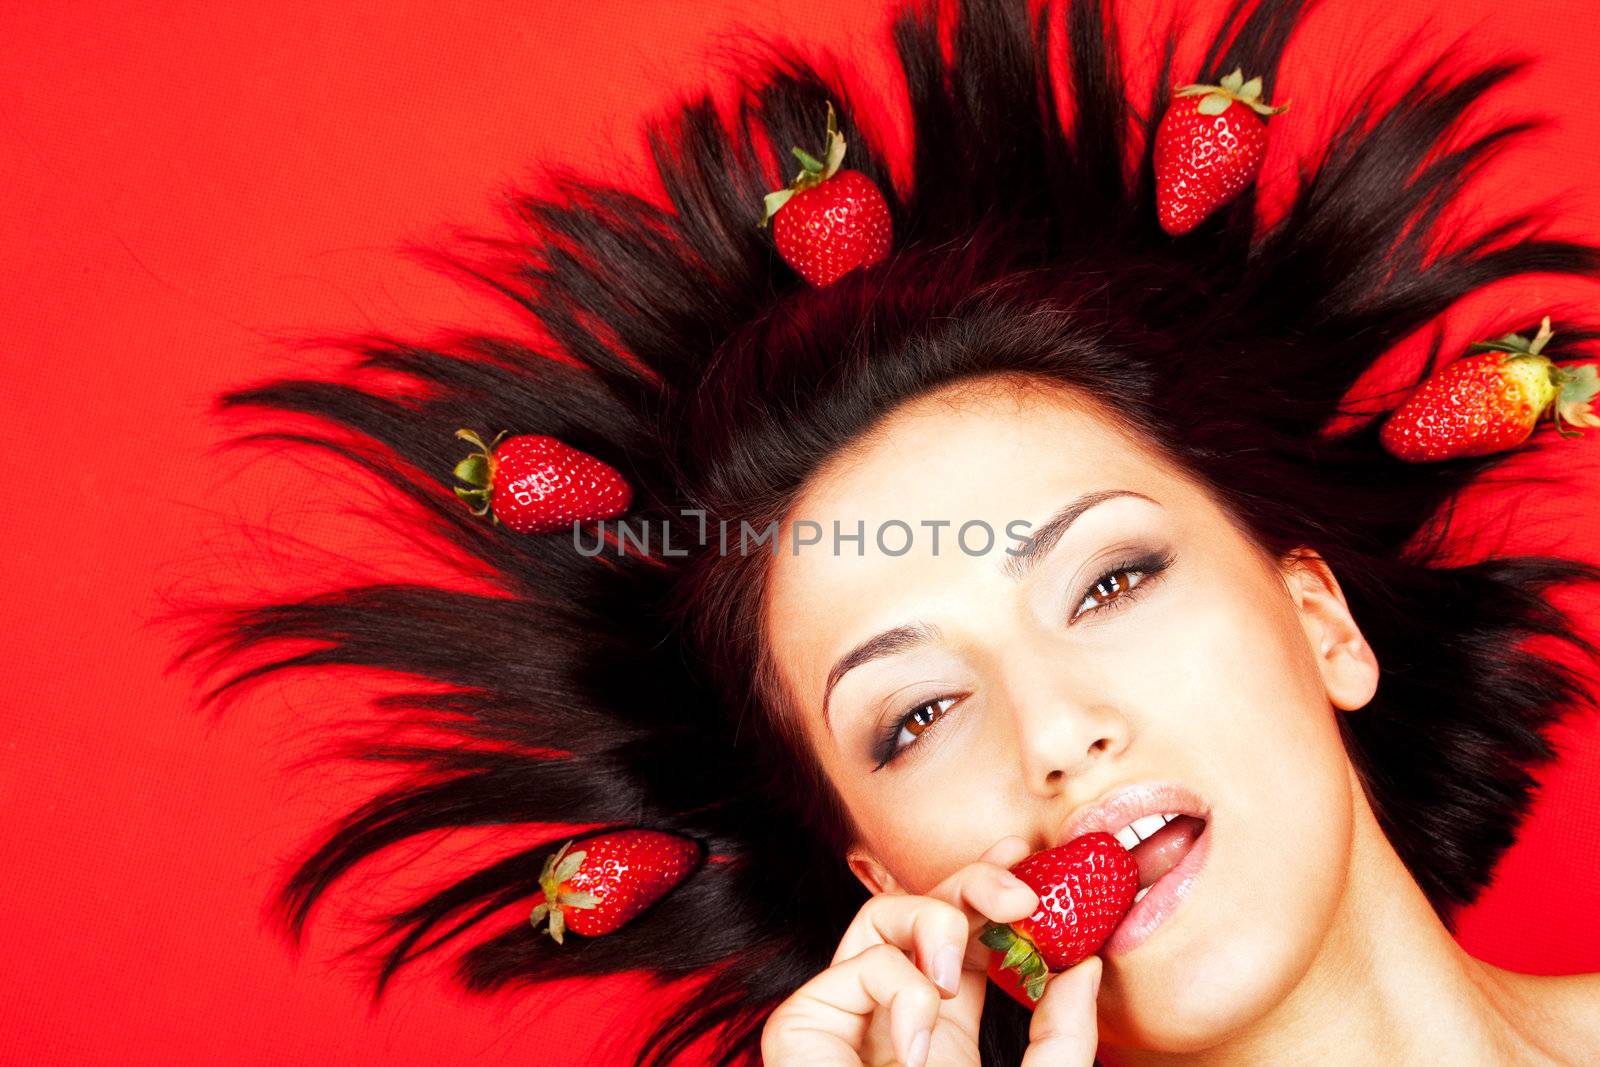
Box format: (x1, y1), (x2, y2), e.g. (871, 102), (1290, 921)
(901, 696), (955, 742)
(1071, 550), (1173, 622)
(874, 696), (958, 769)
(1075, 565), (1144, 617)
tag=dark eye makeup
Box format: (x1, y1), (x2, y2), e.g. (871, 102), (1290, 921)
(868, 546), (1176, 771)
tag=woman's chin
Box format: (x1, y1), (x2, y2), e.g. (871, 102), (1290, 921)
(1096, 898), (1294, 1054)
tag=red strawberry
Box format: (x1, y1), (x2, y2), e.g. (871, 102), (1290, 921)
(759, 101), (892, 287)
(1154, 67), (1288, 236)
(529, 830), (701, 943)
(979, 833), (1139, 1004)
(1379, 317), (1600, 462)
(452, 429), (632, 534)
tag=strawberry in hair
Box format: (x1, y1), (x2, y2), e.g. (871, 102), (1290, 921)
(529, 831), (701, 943)
(1380, 317), (1600, 462)
(1154, 67), (1288, 235)
(759, 101), (893, 286)
(452, 429), (633, 533)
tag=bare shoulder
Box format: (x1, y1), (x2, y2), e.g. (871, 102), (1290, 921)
(1501, 970), (1600, 1064)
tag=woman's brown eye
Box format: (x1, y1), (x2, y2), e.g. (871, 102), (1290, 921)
(902, 697), (956, 741)
(1088, 568), (1136, 606)
(906, 704), (939, 737)
(1070, 550), (1174, 624)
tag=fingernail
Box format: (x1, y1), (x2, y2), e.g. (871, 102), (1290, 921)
(999, 871), (1036, 904)
(932, 943), (962, 995)
(908, 1028), (931, 1067)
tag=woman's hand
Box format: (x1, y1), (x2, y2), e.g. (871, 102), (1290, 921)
(760, 836), (1105, 1066)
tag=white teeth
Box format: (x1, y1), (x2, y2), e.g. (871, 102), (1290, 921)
(1111, 813), (1186, 850)
(1130, 813), (1169, 840)
(1134, 885), (1151, 903)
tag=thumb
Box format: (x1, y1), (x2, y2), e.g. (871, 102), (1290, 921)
(1020, 955), (1102, 1066)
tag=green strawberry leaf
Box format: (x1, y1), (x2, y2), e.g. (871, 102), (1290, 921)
(454, 454), (488, 488)
(1467, 341), (1528, 356)
(552, 850), (587, 884)
(1002, 939), (1033, 970)
(529, 902), (550, 926)
(760, 188), (795, 226)
(538, 849), (559, 882)
(559, 891), (600, 910)
(1220, 68), (1245, 94)
(1026, 974), (1047, 1001)
(1528, 315), (1555, 355)
(979, 923), (1015, 952)
(823, 131), (847, 180)
(1020, 955), (1047, 979)
(1558, 363), (1600, 403)
(549, 905), (567, 945)
(1553, 365), (1600, 435)
(1197, 91), (1232, 116)
(791, 146), (825, 173)
(1246, 98), (1290, 116)
(1239, 75), (1263, 101)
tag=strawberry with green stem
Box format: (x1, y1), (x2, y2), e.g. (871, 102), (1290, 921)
(1154, 67), (1288, 235)
(758, 101), (892, 287)
(453, 429), (632, 534)
(1379, 316), (1600, 462)
(980, 832), (1139, 1004)
(529, 831), (701, 944)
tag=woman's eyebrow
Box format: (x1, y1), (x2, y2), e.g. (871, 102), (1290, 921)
(822, 622), (941, 733)
(820, 488), (1159, 731)
(1002, 488), (1159, 580)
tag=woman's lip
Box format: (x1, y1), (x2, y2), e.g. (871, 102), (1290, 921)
(1102, 819), (1211, 955)
(1053, 780), (1210, 845)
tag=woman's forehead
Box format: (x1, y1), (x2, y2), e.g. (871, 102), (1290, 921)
(786, 382), (1173, 528)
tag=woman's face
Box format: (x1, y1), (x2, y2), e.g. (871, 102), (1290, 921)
(762, 375), (1380, 1049)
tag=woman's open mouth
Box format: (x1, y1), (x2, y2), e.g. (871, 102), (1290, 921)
(1050, 781), (1213, 955)
(1103, 812), (1210, 955)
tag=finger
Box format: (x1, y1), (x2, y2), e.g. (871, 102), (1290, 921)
(919, 837), (1040, 970)
(830, 843), (1039, 995)
(765, 942), (942, 1067)
(976, 834), (1034, 869)
(1020, 954), (1102, 1067)
(830, 892), (971, 997)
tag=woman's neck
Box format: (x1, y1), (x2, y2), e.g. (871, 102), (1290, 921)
(1099, 771), (1570, 1066)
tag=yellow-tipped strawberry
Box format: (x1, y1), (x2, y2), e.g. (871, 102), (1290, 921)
(1379, 317), (1600, 463)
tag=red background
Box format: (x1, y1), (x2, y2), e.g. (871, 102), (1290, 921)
(4, 0), (1600, 1063)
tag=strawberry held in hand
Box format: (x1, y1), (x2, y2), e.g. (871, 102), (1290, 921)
(979, 832), (1139, 1003)
(529, 830), (701, 943)
(1379, 317), (1600, 463)
(1154, 67), (1288, 235)
(759, 101), (892, 287)
(452, 429), (633, 533)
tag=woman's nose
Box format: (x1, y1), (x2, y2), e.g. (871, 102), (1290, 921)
(1000, 656), (1132, 795)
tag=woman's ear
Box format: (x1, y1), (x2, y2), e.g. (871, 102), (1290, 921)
(846, 847), (903, 895)
(1281, 548), (1380, 712)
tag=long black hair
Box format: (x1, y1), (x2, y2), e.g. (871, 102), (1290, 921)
(184, 0), (1600, 1062)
